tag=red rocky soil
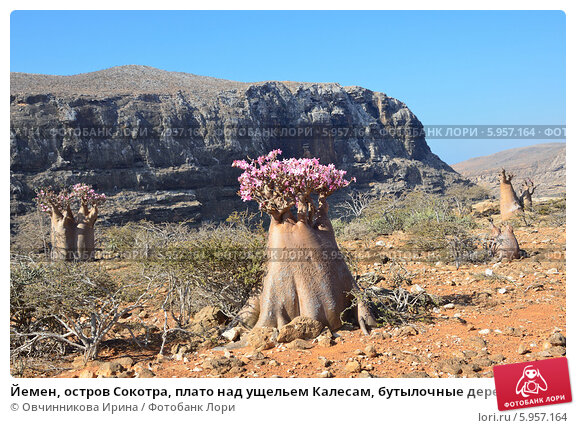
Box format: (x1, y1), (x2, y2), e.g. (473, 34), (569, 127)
(43, 223), (566, 380)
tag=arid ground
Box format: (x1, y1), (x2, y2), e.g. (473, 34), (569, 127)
(10, 196), (566, 379)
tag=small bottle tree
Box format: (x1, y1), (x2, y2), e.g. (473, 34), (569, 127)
(499, 169), (523, 220)
(72, 184), (106, 261)
(520, 179), (537, 211)
(232, 150), (375, 333)
(35, 188), (76, 261)
(35, 184), (106, 261)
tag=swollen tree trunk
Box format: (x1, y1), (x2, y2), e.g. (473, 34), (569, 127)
(499, 169), (523, 220)
(50, 205), (76, 261)
(249, 199), (375, 332)
(77, 204), (98, 261)
(495, 225), (521, 260)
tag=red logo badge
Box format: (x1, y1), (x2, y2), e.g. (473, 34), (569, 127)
(493, 357), (572, 410)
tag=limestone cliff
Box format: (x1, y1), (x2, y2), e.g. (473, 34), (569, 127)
(11, 65), (468, 222)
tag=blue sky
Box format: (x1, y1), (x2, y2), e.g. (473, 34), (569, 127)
(10, 10), (565, 164)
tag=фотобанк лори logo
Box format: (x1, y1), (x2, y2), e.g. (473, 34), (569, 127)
(494, 357), (572, 411)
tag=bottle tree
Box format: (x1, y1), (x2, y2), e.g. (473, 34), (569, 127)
(232, 149), (376, 333)
(499, 169), (523, 221)
(520, 179), (537, 211)
(35, 188), (76, 261)
(35, 184), (106, 261)
(72, 183), (106, 260)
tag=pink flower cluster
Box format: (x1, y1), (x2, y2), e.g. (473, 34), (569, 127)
(34, 188), (71, 213)
(71, 183), (107, 205)
(232, 149), (355, 213)
(35, 183), (106, 214)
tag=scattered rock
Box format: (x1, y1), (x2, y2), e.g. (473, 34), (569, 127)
(245, 327), (278, 351)
(316, 335), (334, 347)
(548, 332), (566, 347)
(243, 351), (266, 361)
(171, 343), (192, 359)
(461, 350), (477, 359)
(403, 371), (430, 378)
(438, 359), (464, 375)
(137, 368), (156, 378)
(478, 329), (491, 335)
(518, 344), (531, 355)
(549, 346), (566, 356)
(490, 354), (506, 363)
(364, 344), (378, 358)
(96, 361), (124, 378)
(316, 328), (335, 347)
(317, 370), (333, 378)
(370, 331), (392, 340)
(222, 326), (247, 342)
(113, 357), (134, 369)
(443, 303), (455, 309)
(471, 357), (493, 368)
(411, 284), (425, 293)
(344, 360), (362, 374)
(191, 306), (229, 332)
(286, 339), (315, 350)
(394, 326), (419, 337)
(202, 356), (245, 375)
(535, 347), (566, 358)
(78, 368), (97, 378)
(503, 327), (524, 337)
(277, 317), (324, 343)
(71, 355), (88, 369)
(462, 364), (482, 376)
(228, 366), (246, 376)
(154, 354), (169, 364)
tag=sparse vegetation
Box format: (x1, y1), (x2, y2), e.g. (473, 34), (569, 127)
(8, 185), (566, 377)
(10, 211), (267, 369)
(137, 214), (266, 353)
(10, 258), (155, 362)
(334, 189), (487, 266)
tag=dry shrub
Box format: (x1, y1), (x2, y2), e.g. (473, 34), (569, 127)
(349, 260), (441, 326)
(10, 258), (155, 361)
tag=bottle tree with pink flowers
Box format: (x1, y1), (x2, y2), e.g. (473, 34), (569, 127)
(232, 150), (376, 333)
(35, 188), (77, 260)
(35, 184), (106, 261)
(72, 183), (107, 260)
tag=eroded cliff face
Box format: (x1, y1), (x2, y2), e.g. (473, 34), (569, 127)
(11, 65), (467, 222)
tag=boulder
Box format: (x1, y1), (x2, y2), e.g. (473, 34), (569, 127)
(277, 316), (324, 343)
